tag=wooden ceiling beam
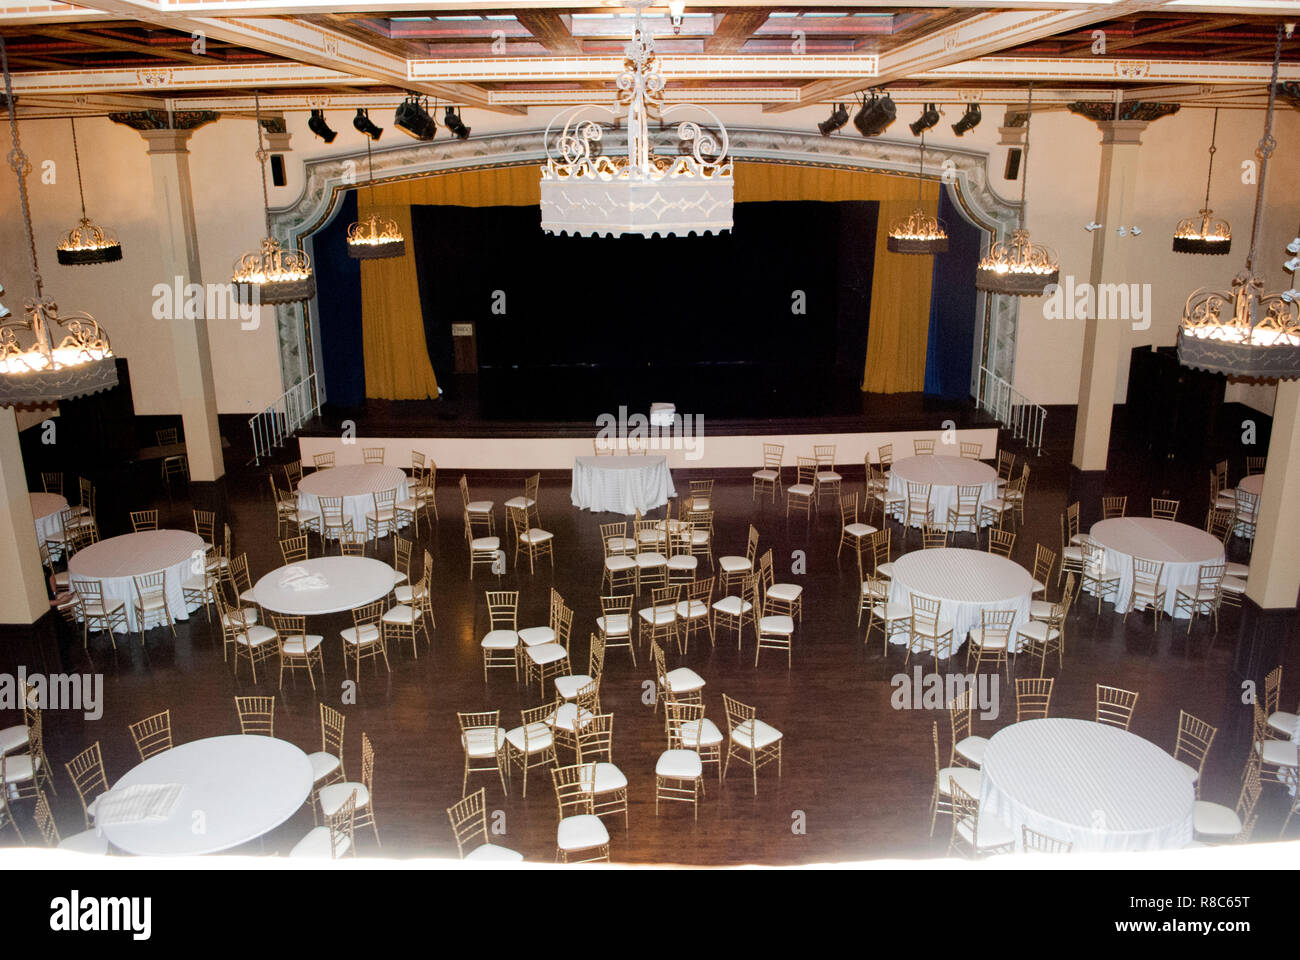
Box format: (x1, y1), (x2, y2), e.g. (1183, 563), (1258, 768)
(704, 10), (768, 54)
(514, 11), (582, 55)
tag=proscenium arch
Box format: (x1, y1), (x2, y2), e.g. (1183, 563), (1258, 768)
(267, 127), (1024, 400)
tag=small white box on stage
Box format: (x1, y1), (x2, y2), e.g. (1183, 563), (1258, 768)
(650, 403), (676, 427)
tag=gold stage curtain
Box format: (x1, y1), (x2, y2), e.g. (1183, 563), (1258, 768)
(356, 167), (539, 400)
(356, 162), (934, 397)
(735, 161), (937, 393)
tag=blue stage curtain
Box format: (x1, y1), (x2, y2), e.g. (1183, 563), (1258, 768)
(923, 188), (981, 399)
(313, 189), (365, 406)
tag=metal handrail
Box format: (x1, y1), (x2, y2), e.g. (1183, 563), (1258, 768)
(977, 365), (1045, 456)
(248, 373), (318, 465)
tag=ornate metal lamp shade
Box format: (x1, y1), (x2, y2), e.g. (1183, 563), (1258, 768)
(886, 132), (947, 255)
(55, 118), (122, 265)
(539, 1), (733, 238)
(347, 138), (405, 259)
(1172, 108), (1230, 256)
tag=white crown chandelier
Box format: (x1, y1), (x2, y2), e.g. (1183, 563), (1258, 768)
(539, 1), (733, 238)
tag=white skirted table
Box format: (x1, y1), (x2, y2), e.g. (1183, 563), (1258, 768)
(886, 547), (1034, 657)
(297, 464), (410, 541)
(887, 455), (998, 528)
(98, 735), (314, 856)
(571, 455), (676, 515)
(1088, 517), (1224, 618)
(30, 492), (67, 550)
(253, 556), (400, 616)
(979, 718), (1195, 853)
(67, 529), (204, 633)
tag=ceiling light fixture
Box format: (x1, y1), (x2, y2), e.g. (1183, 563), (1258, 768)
(951, 102), (981, 136)
(1177, 26), (1300, 380)
(347, 137), (405, 260)
(853, 90), (896, 137)
(394, 96), (436, 140)
(887, 130), (947, 255)
(1172, 107), (1231, 255)
(443, 106), (470, 140)
(817, 103), (849, 136)
(539, 0), (732, 238)
(667, 0), (685, 34)
(55, 117), (122, 266)
(908, 102), (940, 136)
(976, 84), (1058, 296)
(353, 107), (384, 140)
(0, 36), (117, 406)
(231, 92), (315, 305)
(307, 109), (337, 143)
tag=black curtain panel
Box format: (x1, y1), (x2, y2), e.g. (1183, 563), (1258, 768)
(314, 189), (365, 407)
(410, 200), (877, 420)
(923, 188), (981, 399)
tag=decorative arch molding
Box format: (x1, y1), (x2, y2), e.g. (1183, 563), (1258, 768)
(270, 127), (1024, 397)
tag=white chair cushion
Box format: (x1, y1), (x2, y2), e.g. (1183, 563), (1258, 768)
(557, 814), (609, 851)
(752, 469), (778, 481)
(0, 752), (38, 783)
(676, 599), (709, 620)
(281, 634), (324, 655)
(1193, 800), (1242, 837)
(1268, 711), (1298, 736)
(712, 596), (752, 616)
(1028, 599), (1056, 620)
(1017, 621), (1060, 644)
(0, 724), (28, 755)
(913, 618), (955, 639)
(462, 727), (506, 758)
(1176, 586), (1219, 602)
(635, 553), (667, 568)
(526, 643), (568, 666)
(181, 573), (211, 592)
(718, 556), (751, 572)
(606, 537), (637, 554)
(136, 594), (167, 612)
(308, 751), (341, 783)
(340, 623), (380, 646)
(876, 562), (895, 579)
(1220, 577), (1247, 594)
(759, 615), (794, 635)
(466, 501), (494, 514)
(518, 626), (555, 647)
(319, 781), (371, 815)
(1062, 545), (1084, 562)
(967, 627), (1008, 651)
(955, 735), (989, 766)
(664, 667), (706, 693)
(1224, 562), (1249, 579)
(639, 606), (676, 626)
(732, 719), (782, 749)
(365, 508), (396, 522)
(520, 528), (553, 544)
(393, 583), (428, 604)
(597, 614), (630, 637)
(788, 483), (814, 496)
(503, 496), (534, 510)
(768, 583), (802, 601)
(289, 826), (350, 858)
(872, 600), (911, 621)
(381, 605), (420, 625)
(465, 843), (524, 862)
(549, 703), (595, 733)
(666, 555), (698, 571)
(605, 556), (637, 572)
(656, 749), (703, 778)
(816, 470), (842, 482)
(844, 522), (875, 538)
(505, 721), (554, 753)
(471, 536), (500, 551)
(938, 766), (981, 798)
(679, 718), (723, 748)
(235, 625), (277, 647)
(581, 762), (628, 794)
(221, 608), (259, 628)
(480, 629), (519, 650)
(554, 674), (593, 700)
(1256, 740), (1299, 767)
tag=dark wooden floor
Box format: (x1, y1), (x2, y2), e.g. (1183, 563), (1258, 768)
(5, 417), (1296, 864)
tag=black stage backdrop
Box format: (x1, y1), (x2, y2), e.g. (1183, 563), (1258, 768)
(412, 200), (877, 420)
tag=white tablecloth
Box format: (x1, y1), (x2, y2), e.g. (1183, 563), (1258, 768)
(30, 492), (66, 550)
(886, 547), (1034, 657)
(571, 455), (676, 515)
(1088, 518), (1224, 617)
(68, 529), (205, 632)
(253, 556), (400, 616)
(99, 735), (313, 856)
(298, 464), (410, 540)
(888, 455), (998, 528)
(979, 718), (1194, 853)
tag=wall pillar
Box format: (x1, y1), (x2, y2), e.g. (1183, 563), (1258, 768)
(0, 408), (52, 625)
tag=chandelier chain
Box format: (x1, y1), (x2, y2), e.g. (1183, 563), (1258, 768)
(253, 90), (271, 238)
(1245, 25), (1282, 277)
(1, 36), (44, 299)
(1019, 83), (1033, 220)
(1202, 107), (1218, 212)
(70, 116), (88, 220)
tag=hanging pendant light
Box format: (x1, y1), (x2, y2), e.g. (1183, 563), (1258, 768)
(0, 36), (116, 407)
(1177, 26), (1300, 381)
(887, 131), (947, 254)
(976, 84), (1059, 296)
(347, 137), (404, 260)
(55, 117), (122, 265)
(1172, 108), (1231, 256)
(231, 92), (315, 305)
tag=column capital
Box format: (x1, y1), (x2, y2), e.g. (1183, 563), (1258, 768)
(109, 109), (219, 140)
(1066, 101), (1180, 141)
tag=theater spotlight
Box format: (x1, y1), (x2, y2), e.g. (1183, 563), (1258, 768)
(853, 92), (896, 137)
(308, 109), (337, 143)
(443, 106), (470, 140)
(951, 102), (981, 136)
(817, 103), (849, 136)
(394, 95), (437, 140)
(353, 108), (383, 140)
(909, 103), (940, 136)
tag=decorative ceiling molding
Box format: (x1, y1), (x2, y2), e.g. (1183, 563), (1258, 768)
(1065, 99), (1182, 123)
(919, 56), (1300, 84)
(107, 107), (219, 129)
(407, 53), (881, 83)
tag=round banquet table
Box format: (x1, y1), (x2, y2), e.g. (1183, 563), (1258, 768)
(30, 491), (67, 550)
(98, 735), (313, 856)
(979, 718), (1194, 853)
(887, 455), (998, 528)
(885, 547), (1034, 657)
(571, 454), (676, 515)
(1088, 517), (1224, 617)
(67, 529), (204, 632)
(253, 556), (400, 616)
(297, 464), (410, 541)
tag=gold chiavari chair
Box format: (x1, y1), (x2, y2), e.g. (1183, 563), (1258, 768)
(365, 488), (398, 542)
(1233, 488), (1259, 547)
(1079, 539), (1120, 613)
(1015, 677), (1054, 722)
(33, 791), (61, 847)
(307, 703), (346, 823)
(65, 740), (108, 831)
(480, 590), (520, 683)
(666, 520), (699, 586)
(128, 709), (173, 761)
(759, 548), (803, 624)
(0, 712), (57, 825)
(812, 443), (841, 508)
(754, 589), (795, 669)
(1123, 557), (1166, 631)
(863, 574), (909, 654)
(676, 576), (715, 652)
(718, 524), (759, 595)
(271, 613), (325, 690)
(600, 520), (637, 592)
(525, 605), (573, 697)
(949, 688), (988, 768)
(638, 584), (682, 655)
(1095, 684), (1139, 730)
(41, 471), (62, 495)
(914, 437), (936, 456)
(1029, 543), (1056, 594)
(947, 484), (981, 541)
(1210, 468), (1237, 514)
(930, 721), (980, 838)
(786, 458), (817, 520)
(459, 475), (496, 539)
(1173, 710), (1217, 798)
(978, 475), (1018, 536)
(878, 443), (895, 478)
(632, 519), (668, 595)
(557, 633), (605, 704)
(994, 449), (1015, 487)
(1251, 701), (1299, 786)
(548, 680), (600, 756)
(270, 476), (320, 540)
(856, 555), (887, 624)
(1206, 506), (1235, 544)
(279, 534), (309, 565)
(650, 639), (705, 712)
(592, 437), (614, 456)
(1196, 757), (1262, 843)
(71, 577), (126, 650)
(1246, 456), (1267, 475)
(868, 527), (895, 582)
(685, 507), (715, 569)
(864, 461), (901, 528)
(1263, 666), (1299, 740)
(752, 442), (784, 502)
(457, 711), (508, 797)
(465, 511), (501, 580)
(1019, 573), (1074, 676)
(446, 787), (524, 861)
(508, 503), (555, 574)
(129, 509), (159, 533)
(959, 441), (983, 460)
(1101, 495), (1127, 519)
(339, 522), (367, 556)
(235, 695), (275, 736)
(504, 703), (558, 799)
(1005, 464), (1030, 526)
(1151, 497), (1180, 522)
(947, 778), (1014, 858)
(222, 552), (261, 619)
(132, 570), (176, 637)
(686, 478), (713, 514)
(0, 682), (36, 762)
(574, 713), (629, 828)
(362, 447), (385, 464)
(722, 693), (784, 795)
(904, 482), (934, 539)
(552, 762), (611, 863)
(905, 593), (954, 666)
(837, 492), (875, 561)
(313, 452), (336, 470)
(192, 509), (216, 550)
(667, 699), (723, 785)
(318, 732), (380, 846)
(711, 572), (756, 650)
(395, 547), (434, 623)
(965, 608), (1015, 681)
(1022, 826), (1073, 854)
(415, 458), (438, 522)
(504, 472), (542, 531)
(340, 600), (390, 685)
(921, 521), (949, 550)
(987, 528), (1016, 558)
(290, 788), (356, 859)
(655, 726), (704, 821)
(283, 459), (302, 494)
(1173, 562), (1225, 634)
(1059, 513), (1084, 588)
(316, 495), (347, 549)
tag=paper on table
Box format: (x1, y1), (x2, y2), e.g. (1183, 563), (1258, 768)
(277, 566), (329, 591)
(94, 783), (183, 825)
